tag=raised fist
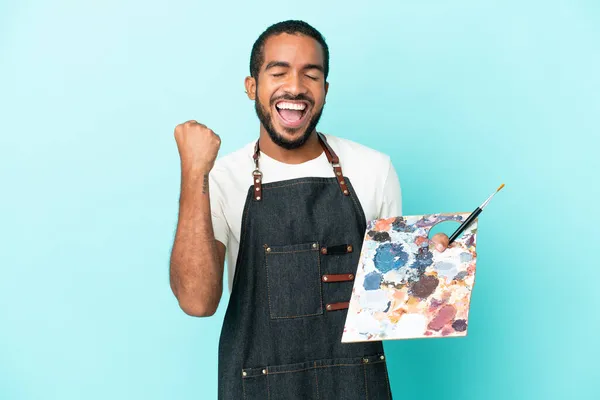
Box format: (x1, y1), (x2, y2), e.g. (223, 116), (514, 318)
(174, 120), (221, 174)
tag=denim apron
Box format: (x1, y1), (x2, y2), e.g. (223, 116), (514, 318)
(218, 133), (392, 399)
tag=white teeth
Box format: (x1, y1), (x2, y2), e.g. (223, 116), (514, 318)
(276, 102), (306, 110)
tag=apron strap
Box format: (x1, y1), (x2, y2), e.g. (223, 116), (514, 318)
(317, 132), (350, 196)
(252, 133), (349, 201)
(252, 142), (263, 201)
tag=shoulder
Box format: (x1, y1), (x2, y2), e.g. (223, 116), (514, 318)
(322, 134), (399, 221)
(323, 134), (392, 169)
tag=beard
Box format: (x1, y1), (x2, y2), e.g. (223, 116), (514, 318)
(254, 94), (324, 150)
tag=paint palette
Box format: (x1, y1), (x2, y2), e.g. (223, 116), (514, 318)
(342, 213), (478, 342)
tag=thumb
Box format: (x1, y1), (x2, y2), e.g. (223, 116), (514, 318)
(430, 233), (449, 252)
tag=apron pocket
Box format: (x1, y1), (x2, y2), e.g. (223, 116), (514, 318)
(265, 241), (323, 319)
(242, 354), (391, 400)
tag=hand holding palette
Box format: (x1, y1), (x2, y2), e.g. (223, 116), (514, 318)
(341, 213), (478, 342)
(342, 185), (503, 342)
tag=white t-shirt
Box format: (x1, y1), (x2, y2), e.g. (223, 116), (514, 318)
(209, 134), (402, 292)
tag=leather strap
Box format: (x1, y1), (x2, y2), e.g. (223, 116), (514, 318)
(317, 133), (349, 196)
(320, 244), (353, 255)
(322, 273), (354, 282)
(252, 141), (263, 201)
(252, 132), (349, 201)
(325, 301), (349, 311)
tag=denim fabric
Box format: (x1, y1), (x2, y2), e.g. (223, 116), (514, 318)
(218, 177), (392, 399)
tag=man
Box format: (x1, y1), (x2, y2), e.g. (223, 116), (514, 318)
(169, 20), (450, 400)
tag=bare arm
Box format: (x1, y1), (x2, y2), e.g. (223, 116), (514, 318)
(169, 121), (226, 317)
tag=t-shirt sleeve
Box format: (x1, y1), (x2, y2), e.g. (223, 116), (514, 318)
(379, 158), (402, 218)
(209, 172), (229, 247)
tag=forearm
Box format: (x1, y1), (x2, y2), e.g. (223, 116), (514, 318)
(170, 171), (223, 316)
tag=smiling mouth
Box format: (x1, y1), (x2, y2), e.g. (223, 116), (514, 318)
(274, 100), (310, 128)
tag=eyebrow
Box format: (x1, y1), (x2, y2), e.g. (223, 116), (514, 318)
(265, 61), (324, 73)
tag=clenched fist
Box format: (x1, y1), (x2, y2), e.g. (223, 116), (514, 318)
(174, 120), (221, 174)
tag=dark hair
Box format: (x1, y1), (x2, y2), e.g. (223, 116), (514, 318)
(249, 20), (329, 81)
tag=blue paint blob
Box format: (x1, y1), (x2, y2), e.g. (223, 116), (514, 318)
(392, 217), (415, 232)
(363, 271), (383, 290)
(374, 243), (409, 273)
(383, 301), (391, 313)
(454, 271), (468, 281)
(436, 261), (455, 271)
(412, 248), (434, 271)
(459, 252), (473, 262)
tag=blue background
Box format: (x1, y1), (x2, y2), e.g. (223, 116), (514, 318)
(1, 1), (598, 399)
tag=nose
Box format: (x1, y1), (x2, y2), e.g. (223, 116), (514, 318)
(282, 71), (308, 96)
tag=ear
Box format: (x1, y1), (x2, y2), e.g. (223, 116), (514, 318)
(324, 81), (329, 103)
(244, 76), (256, 100)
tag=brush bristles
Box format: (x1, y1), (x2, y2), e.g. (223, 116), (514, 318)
(497, 183), (505, 192)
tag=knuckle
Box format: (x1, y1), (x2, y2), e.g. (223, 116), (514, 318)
(185, 120), (203, 129)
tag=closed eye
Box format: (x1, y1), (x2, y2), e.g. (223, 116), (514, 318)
(306, 75), (319, 80)
(272, 73), (285, 77)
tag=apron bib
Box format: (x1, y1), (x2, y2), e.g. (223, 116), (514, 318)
(218, 133), (392, 399)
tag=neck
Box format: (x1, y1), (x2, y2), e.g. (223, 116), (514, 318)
(258, 127), (323, 165)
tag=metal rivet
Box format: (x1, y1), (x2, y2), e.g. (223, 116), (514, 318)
(363, 358), (369, 363)
(312, 243), (318, 249)
(323, 276), (328, 281)
(343, 190), (349, 195)
(347, 245), (353, 252)
(255, 179), (260, 183)
(262, 369), (267, 374)
(336, 171), (341, 176)
(256, 196), (261, 200)
(380, 355), (385, 360)
(321, 247), (327, 255)
(349, 274), (354, 280)
(326, 304), (331, 310)
(266, 247), (271, 252)
(255, 187), (259, 191)
(242, 371), (247, 376)
(340, 180), (345, 185)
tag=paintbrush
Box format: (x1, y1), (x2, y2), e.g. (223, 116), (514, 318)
(447, 184), (505, 245)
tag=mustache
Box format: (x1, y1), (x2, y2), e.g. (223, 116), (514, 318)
(270, 93), (314, 107)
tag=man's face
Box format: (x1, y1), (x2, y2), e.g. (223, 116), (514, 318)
(251, 33), (328, 150)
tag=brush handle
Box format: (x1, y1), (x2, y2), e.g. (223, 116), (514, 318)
(448, 207), (482, 244)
